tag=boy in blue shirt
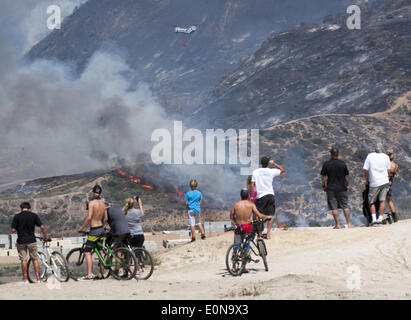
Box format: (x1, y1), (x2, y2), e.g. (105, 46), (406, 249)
(184, 179), (206, 242)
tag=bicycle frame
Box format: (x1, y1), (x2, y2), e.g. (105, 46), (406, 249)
(92, 241), (123, 268)
(239, 234), (259, 257)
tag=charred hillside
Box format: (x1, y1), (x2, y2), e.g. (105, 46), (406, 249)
(196, 0), (410, 129)
(0, 168), (227, 236)
(1, 92), (409, 234)
(26, 0), (383, 115)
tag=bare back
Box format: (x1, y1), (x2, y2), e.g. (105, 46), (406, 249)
(88, 199), (107, 227)
(230, 200), (272, 225)
(390, 161), (398, 175)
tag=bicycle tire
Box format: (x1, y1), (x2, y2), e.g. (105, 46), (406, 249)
(133, 247), (154, 280)
(50, 252), (70, 282)
(108, 247), (137, 280)
(27, 252), (47, 283)
(66, 248), (105, 280)
(257, 239), (269, 272)
(225, 244), (245, 276)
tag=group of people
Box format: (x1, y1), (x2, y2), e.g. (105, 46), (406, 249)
(10, 185), (146, 282)
(77, 185), (146, 280)
(321, 143), (399, 228)
(10, 143), (399, 283)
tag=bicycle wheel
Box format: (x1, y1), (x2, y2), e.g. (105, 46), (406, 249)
(66, 248), (105, 280)
(257, 239), (269, 272)
(226, 244), (246, 276)
(108, 247), (137, 280)
(133, 248), (154, 280)
(27, 252), (47, 283)
(50, 252), (70, 282)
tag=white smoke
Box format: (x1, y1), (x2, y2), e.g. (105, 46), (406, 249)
(0, 0), (169, 179)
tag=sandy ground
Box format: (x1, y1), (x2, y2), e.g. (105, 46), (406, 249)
(0, 219), (410, 300)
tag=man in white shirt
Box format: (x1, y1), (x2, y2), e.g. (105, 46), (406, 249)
(251, 156), (285, 239)
(363, 143), (391, 225)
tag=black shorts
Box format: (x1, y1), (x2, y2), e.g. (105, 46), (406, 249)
(106, 233), (130, 247)
(84, 225), (105, 252)
(129, 234), (144, 248)
(255, 194), (276, 216)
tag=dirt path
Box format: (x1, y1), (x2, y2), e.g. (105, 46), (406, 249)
(1, 219), (410, 300)
(271, 91), (410, 128)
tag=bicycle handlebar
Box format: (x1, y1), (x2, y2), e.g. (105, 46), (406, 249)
(224, 218), (272, 232)
(36, 236), (52, 242)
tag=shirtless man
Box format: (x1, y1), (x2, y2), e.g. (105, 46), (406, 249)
(78, 185), (108, 280)
(231, 189), (272, 241)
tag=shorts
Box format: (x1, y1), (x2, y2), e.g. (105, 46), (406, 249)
(17, 242), (38, 262)
(255, 194), (276, 216)
(105, 233), (130, 248)
(84, 225), (105, 252)
(327, 190), (348, 210)
(387, 180), (393, 198)
(234, 224), (253, 250)
(187, 210), (201, 227)
(129, 234), (145, 248)
(369, 184), (389, 204)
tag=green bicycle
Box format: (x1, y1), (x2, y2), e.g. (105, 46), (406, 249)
(65, 231), (137, 280)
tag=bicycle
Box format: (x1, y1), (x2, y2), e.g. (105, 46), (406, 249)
(27, 237), (69, 283)
(65, 231), (137, 280)
(224, 219), (270, 276)
(108, 234), (154, 280)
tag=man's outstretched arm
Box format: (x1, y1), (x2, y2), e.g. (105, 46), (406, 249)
(270, 160), (285, 174)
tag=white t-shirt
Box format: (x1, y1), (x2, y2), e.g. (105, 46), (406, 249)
(251, 167), (281, 199)
(363, 152), (390, 187)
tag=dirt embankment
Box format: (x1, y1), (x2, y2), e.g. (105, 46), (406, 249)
(1, 219), (410, 300)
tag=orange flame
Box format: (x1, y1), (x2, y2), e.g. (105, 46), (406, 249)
(117, 170), (167, 197)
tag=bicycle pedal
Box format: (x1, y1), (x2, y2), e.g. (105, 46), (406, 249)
(253, 259), (260, 263)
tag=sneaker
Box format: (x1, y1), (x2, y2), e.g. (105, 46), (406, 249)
(201, 235), (206, 240)
(78, 275), (95, 281)
(19, 280), (29, 285)
(191, 238), (196, 242)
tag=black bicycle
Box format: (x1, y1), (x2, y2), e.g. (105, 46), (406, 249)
(108, 234), (155, 281)
(224, 219), (270, 276)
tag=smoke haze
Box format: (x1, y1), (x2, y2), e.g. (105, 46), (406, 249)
(0, 0), (172, 179)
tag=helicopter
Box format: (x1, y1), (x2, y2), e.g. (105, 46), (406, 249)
(174, 25), (197, 34)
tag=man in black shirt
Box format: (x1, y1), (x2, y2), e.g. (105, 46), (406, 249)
(11, 202), (49, 283)
(320, 148), (353, 229)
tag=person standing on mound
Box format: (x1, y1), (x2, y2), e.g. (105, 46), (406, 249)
(251, 156), (285, 239)
(184, 179), (206, 242)
(363, 143), (391, 226)
(321, 147), (353, 229)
